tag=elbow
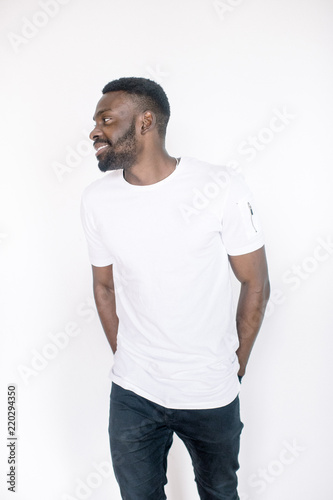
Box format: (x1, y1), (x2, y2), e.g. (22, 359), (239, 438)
(93, 283), (115, 303)
(257, 275), (270, 304)
(243, 276), (270, 305)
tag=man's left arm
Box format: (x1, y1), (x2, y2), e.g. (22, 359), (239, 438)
(228, 246), (270, 379)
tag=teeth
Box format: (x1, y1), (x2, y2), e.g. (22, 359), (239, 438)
(97, 144), (108, 152)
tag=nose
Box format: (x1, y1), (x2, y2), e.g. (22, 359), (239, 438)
(89, 125), (102, 141)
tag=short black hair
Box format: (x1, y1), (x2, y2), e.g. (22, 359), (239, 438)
(102, 77), (170, 137)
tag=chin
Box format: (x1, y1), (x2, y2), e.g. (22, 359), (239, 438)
(97, 150), (137, 172)
(98, 160), (122, 172)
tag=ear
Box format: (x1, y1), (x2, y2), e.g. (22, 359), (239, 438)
(140, 111), (156, 135)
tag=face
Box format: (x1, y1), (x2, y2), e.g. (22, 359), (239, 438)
(90, 91), (139, 172)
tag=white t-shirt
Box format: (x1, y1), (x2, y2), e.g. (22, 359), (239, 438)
(81, 157), (265, 409)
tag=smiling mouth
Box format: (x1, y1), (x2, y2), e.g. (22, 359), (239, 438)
(95, 144), (109, 156)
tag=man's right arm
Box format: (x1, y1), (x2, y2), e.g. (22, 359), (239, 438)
(92, 264), (119, 353)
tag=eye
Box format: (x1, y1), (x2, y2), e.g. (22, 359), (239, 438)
(103, 117), (112, 124)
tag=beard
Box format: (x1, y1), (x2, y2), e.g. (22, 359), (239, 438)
(97, 119), (137, 173)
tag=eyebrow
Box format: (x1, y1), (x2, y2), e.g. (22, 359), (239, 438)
(92, 108), (113, 122)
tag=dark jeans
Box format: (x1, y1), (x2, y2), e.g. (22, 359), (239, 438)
(109, 383), (243, 500)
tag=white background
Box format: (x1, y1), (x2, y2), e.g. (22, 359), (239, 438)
(1, 0), (333, 499)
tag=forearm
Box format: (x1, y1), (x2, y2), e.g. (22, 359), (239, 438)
(236, 280), (270, 377)
(93, 285), (119, 354)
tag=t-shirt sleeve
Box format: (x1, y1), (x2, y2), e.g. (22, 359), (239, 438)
(80, 195), (114, 267)
(221, 172), (265, 256)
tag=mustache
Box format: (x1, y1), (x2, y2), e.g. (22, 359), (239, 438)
(93, 139), (112, 148)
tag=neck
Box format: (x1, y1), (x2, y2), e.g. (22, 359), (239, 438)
(123, 146), (178, 186)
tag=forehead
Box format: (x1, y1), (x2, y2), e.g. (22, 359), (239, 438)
(93, 91), (135, 121)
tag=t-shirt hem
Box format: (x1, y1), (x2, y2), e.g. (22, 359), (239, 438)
(90, 259), (113, 267)
(227, 240), (265, 257)
(111, 374), (240, 410)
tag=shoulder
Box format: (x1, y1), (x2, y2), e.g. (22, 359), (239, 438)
(182, 156), (230, 175)
(81, 170), (122, 205)
(181, 156), (246, 192)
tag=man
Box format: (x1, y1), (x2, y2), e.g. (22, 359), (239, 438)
(81, 77), (270, 500)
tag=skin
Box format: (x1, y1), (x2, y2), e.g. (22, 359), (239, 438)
(90, 91), (270, 378)
(90, 91), (177, 184)
(229, 247), (270, 377)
